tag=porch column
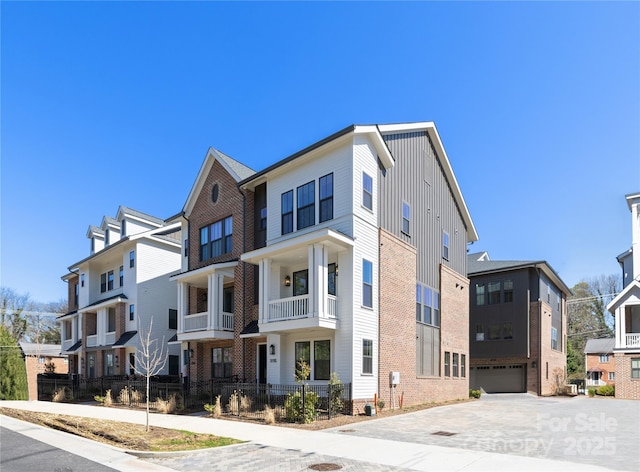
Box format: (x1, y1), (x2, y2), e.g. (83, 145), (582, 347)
(259, 259), (270, 323)
(178, 282), (189, 333)
(208, 273), (223, 330)
(619, 306), (627, 348)
(309, 243), (327, 317)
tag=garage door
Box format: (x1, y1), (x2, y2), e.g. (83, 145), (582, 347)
(470, 364), (525, 393)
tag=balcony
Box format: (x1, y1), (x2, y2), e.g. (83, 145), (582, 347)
(183, 311), (234, 332)
(62, 339), (75, 351)
(260, 294), (338, 333)
(624, 333), (640, 348)
(586, 379), (608, 387)
(86, 334), (98, 348)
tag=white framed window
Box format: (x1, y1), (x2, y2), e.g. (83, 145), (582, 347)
(442, 231), (449, 260)
(129, 250), (135, 268)
(129, 304), (135, 321)
(362, 259), (373, 308)
(402, 202), (410, 235)
(362, 339), (373, 375)
(362, 172), (373, 210)
(608, 372), (615, 381)
(551, 327), (558, 350)
(294, 340), (330, 381)
(599, 354), (609, 363)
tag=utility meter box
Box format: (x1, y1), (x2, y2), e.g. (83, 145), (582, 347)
(390, 371), (400, 386)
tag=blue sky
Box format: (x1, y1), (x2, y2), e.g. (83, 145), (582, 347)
(1, 1), (639, 305)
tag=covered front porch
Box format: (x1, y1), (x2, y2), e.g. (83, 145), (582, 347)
(172, 261), (237, 341)
(242, 228), (353, 334)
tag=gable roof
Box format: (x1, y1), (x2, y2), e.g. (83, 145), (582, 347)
(116, 206), (164, 227)
(466, 254), (572, 296)
(19, 342), (63, 357)
(183, 147), (256, 217)
(607, 279), (640, 313)
(584, 338), (615, 354)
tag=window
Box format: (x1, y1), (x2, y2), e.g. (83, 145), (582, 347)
(476, 284), (485, 306)
(295, 341), (311, 380)
(129, 304), (135, 321)
(599, 354), (610, 363)
(129, 251), (135, 268)
(608, 372), (615, 381)
(281, 190), (294, 235)
(74, 284), (79, 306)
(184, 239), (189, 257)
(293, 270), (308, 296)
(416, 283), (440, 327)
(105, 229), (110, 246)
(259, 208), (267, 231)
(488, 282), (501, 304)
(319, 173), (333, 223)
(402, 202), (410, 235)
(297, 181), (315, 230)
(362, 339), (373, 374)
(314, 340), (330, 380)
(488, 324), (501, 340)
(444, 352), (450, 377)
(362, 259), (373, 308)
(633, 359), (640, 379)
(461, 354), (466, 378)
(328, 263), (337, 296)
(476, 324), (484, 341)
(453, 353), (459, 377)
(416, 322), (440, 377)
(100, 273), (107, 293)
(503, 322), (513, 339)
(121, 220), (126, 236)
(107, 308), (116, 332)
(200, 217), (233, 261)
(169, 309), (177, 330)
(551, 327), (558, 350)
(119, 266), (124, 287)
(107, 270), (114, 291)
(504, 280), (513, 303)
(104, 351), (114, 376)
(212, 347), (232, 378)
(81, 273), (85, 287)
(443, 231), (449, 260)
(211, 183), (220, 203)
(362, 172), (373, 210)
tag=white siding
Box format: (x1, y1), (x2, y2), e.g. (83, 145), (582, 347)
(266, 143), (354, 245)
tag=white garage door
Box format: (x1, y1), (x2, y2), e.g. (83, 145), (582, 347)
(470, 364), (525, 393)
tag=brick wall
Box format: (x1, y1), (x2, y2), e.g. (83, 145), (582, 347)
(537, 300), (567, 395)
(378, 229), (470, 408)
(25, 355), (68, 401)
(614, 354), (640, 399)
(67, 275), (79, 312)
(585, 353), (615, 386)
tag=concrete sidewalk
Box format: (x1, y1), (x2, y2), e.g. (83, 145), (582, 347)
(0, 400), (615, 471)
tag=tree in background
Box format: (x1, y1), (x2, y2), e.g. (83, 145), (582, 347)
(0, 325), (28, 400)
(0, 287), (30, 342)
(0, 287), (65, 344)
(566, 275), (620, 378)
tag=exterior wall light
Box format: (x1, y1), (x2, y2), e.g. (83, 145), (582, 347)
(284, 275), (291, 287)
(269, 344), (276, 355)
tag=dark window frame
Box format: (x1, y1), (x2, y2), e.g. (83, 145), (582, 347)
(362, 172), (373, 210)
(296, 181), (315, 230)
(362, 259), (373, 308)
(362, 339), (373, 374)
(319, 173), (333, 223)
(281, 190), (294, 235)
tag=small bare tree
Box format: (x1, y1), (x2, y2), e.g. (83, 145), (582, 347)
(133, 318), (167, 432)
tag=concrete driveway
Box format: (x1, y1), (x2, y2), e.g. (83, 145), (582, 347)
(325, 393), (640, 471)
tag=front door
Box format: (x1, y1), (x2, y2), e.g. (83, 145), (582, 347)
(87, 353), (96, 379)
(258, 344), (267, 384)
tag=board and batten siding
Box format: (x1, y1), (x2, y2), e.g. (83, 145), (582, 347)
(380, 131), (467, 288)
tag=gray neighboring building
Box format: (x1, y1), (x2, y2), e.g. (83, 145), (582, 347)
(467, 252), (570, 395)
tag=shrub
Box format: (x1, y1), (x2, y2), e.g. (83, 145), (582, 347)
(52, 386), (73, 402)
(204, 395), (222, 418)
(156, 394), (178, 414)
(285, 390), (318, 423)
(596, 385), (615, 396)
(227, 390), (252, 415)
(264, 405), (276, 425)
(469, 389), (481, 399)
(95, 389), (113, 406)
(377, 399), (385, 412)
(118, 386), (143, 404)
(328, 372), (344, 415)
(588, 388), (596, 397)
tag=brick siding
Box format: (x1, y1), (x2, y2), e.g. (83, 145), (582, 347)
(614, 354), (640, 399)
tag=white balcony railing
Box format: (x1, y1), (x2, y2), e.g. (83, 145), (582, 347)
(86, 334), (98, 348)
(586, 379), (607, 387)
(105, 332), (116, 345)
(266, 295), (338, 323)
(625, 333), (640, 348)
(183, 311), (234, 332)
(62, 339), (74, 351)
(184, 312), (208, 331)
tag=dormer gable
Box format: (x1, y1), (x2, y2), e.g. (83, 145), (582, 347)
(86, 225), (104, 254)
(115, 205), (164, 237)
(100, 216), (121, 246)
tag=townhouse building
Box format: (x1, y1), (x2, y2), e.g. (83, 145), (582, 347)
(584, 338), (615, 388)
(172, 122), (477, 409)
(606, 192), (640, 399)
(60, 207), (181, 379)
(467, 252), (570, 395)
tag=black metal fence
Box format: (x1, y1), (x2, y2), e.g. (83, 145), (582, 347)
(37, 374), (352, 422)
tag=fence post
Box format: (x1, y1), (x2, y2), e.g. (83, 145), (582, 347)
(236, 381), (241, 417)
(301, 384), (306, 424)
(328, 383), (332, 420)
